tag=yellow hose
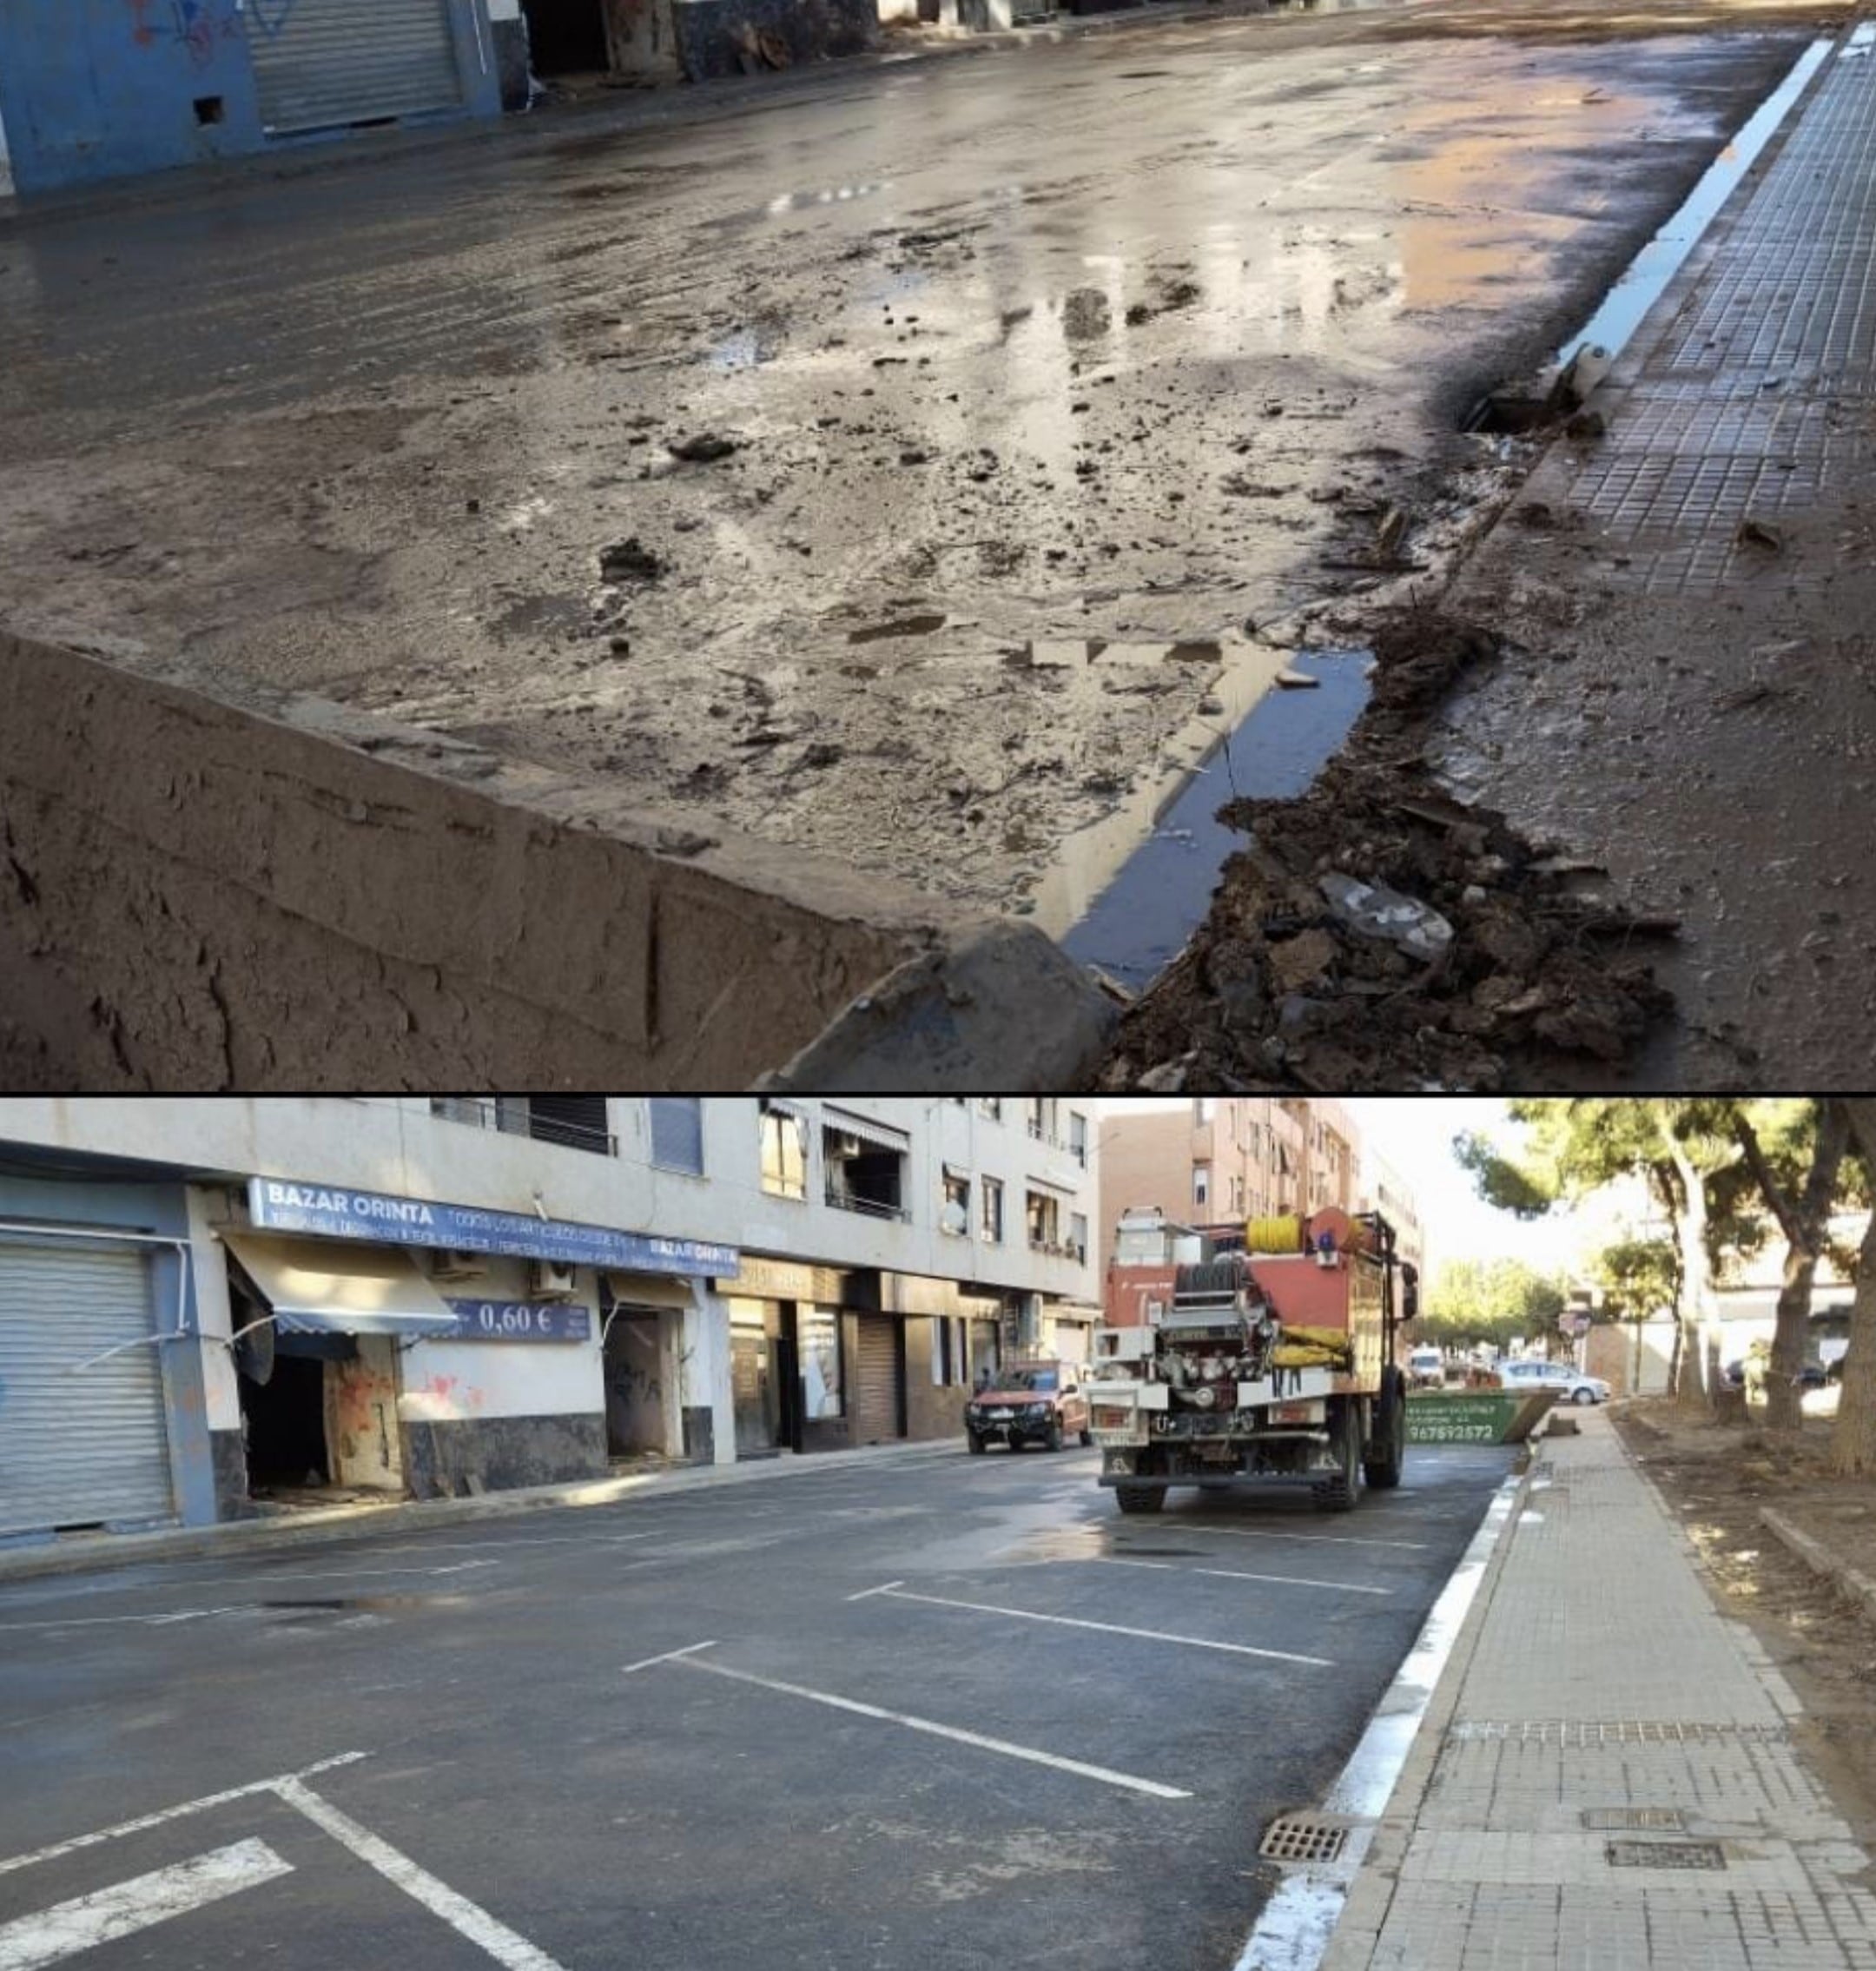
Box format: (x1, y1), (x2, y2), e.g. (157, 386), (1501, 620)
(1245, 1214), (1307, 1254)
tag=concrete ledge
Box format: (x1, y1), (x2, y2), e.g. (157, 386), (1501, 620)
(0, 1435), (968, 1585)
(0, 632), (995, 1087)
(1760, 1505), (1876, 1624)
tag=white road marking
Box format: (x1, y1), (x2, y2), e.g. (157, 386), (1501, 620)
(620, 1641), (720, 1675)
(668, 1657), (1192, 1799)
(1192, 1567), (1390, 1597)
(0, 1608), (245, 1635)
(1087, 1558), (1177, 1571)
(273, 1780), (567, 1971)
(0, 1753), (367, 1878)
(842, 1580), (905, 1602)
(1144, 1524), (1428, 1552)
(875, 1588), (1332, 1665)
(0, 1839), (292, 1971)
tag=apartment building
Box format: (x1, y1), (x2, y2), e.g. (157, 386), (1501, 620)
(1360, 1144), (1428, 1284)
(0, 1096), (1097, 1544)
(1097, 1097), (1364, 1270)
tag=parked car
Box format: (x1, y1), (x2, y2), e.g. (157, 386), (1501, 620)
(964, 1361), (1092, 1452)
(1407, 1346), (1445, 1390)
(1499, 1359), (1611, 1405)
(1723, 1358), (1832, 1392)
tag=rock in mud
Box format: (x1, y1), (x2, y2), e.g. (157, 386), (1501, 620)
(669, 433), (738, 463)
(598, 537), (665, 583)
(1062, 288), (1113, 340)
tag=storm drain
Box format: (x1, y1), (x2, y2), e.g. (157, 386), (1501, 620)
(1259, 1815), (1349, 1865)
(1606, 1840), (1727, 1870)
(1583, 1808), (1687, 1831)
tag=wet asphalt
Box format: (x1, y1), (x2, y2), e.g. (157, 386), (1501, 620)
(0, 1443), (1513, 1971)
(0, 2), (1818, 921)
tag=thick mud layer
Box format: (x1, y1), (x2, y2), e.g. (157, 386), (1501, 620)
(0, 6), (1813, 912)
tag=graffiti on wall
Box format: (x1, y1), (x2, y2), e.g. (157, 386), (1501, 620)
(124, 0), (248, 67)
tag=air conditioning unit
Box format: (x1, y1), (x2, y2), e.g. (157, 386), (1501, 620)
(530, 1260), (578, 1300)
(429, 1247), (489, 1281)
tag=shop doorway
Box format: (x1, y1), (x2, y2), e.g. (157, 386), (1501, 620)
(852, 1315), (903, 1445)
(728, 1298), (803, 1457)
(604, 1307), (670, 1458)
(520, 0), (611, 76)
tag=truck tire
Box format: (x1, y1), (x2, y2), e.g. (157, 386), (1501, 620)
(1079, 1425), (1094, 1447)
(968, 1432), (986, 1454)
(1312, 1399), (1362, 1513)
(1364, 1367), (1406, 1491)
(1046, 1420), (1064, 1452)
(1114, 1483), (1165, 1516)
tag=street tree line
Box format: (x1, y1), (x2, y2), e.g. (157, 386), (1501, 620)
(1456, 1099), (1876, 1474)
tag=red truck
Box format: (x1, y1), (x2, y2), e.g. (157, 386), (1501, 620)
(1087, 1206), (1417, 1515)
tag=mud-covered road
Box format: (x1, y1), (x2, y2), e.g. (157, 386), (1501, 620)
(0, 0), (1828, 921)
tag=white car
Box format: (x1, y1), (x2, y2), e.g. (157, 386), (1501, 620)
(1500, 1359), (1610, 1405)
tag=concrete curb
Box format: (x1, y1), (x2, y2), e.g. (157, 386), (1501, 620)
(1317, 1452), (1538, 1971)
(1760, 1505), (1876, 1624)
(0, 1436), (968, 1587)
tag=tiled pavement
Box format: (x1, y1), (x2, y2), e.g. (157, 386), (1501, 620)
(1560, 25), (1876, 592)
(1320, 1410), (1876, 1970)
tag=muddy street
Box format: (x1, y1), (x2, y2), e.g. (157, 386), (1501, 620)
(0, 0), (1822, 943)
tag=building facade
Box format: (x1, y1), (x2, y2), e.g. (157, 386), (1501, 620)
(0, 1), (502, 198)
(0, 1096), (1096, 1544)
(1097, 1097), (1364, 1272)
(1359, 1143), (1426, 1286)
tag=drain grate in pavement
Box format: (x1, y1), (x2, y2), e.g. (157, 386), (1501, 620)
(1606, 1839), (1727, 1869)
(1450, 1720), (1790, 1745)
(1582, 1808), (1687, 1831)
(1259, 1815), (1348, 1864)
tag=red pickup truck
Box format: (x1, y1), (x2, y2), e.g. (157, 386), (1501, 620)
(963, 1360), (1093, 1454)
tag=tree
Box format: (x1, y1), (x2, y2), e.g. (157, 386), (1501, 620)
(1589, 1235), (1680, 1394)
(1831, 1100), (1876, 1476)
(1457, 1100), (1744, 1410)
(1424, 1257), (1567, 1355)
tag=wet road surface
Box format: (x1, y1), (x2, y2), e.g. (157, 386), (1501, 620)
(0, 3), (1820, 914)
(0, 1442), (1513, 1971)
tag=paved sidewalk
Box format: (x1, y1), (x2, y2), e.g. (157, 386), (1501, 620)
(1322, 1410), (1876, 1969)
(0, 1433), (967, 1587)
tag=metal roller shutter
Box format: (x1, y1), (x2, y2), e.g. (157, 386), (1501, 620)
(250, 0), (466, 137)
(852, 1316), (901, 1445)
(0, 1245), (173, 1537)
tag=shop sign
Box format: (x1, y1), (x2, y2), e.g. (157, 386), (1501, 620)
(441, 1299), (593, 1343)
(248, 1178), (739, 1277)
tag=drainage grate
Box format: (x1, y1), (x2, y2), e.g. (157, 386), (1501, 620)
(1260, 1815), (1349, 1865)
(1607, 1840), (1727, 1870)
(1450, 1720), (1790, 1745)
(1582, 1808), (1687, 1831)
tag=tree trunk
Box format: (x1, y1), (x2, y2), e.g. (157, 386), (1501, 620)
(1664, 1141), (1718, 1410)
(1829, 1101), (1876, 1475)
(1763, 1103), (1847, 1433)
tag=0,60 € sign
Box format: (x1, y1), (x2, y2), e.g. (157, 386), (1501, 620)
(441, 1300), (593, 1344)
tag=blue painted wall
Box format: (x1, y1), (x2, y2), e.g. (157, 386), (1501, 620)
(0, 2), (501, 197)
(0, 1172), (219, 1528)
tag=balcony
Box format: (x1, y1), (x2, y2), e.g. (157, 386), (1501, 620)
(824, 1179), (912, 1225)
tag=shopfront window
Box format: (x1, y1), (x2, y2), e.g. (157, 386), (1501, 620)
(801, 1307), (842, 1419)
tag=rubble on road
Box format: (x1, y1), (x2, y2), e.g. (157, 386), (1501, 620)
(1100, 607), (1675, 1091)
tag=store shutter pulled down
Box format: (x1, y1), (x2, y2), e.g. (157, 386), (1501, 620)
(249, 0), (466, 136)
(0, 1244), (174, 1537)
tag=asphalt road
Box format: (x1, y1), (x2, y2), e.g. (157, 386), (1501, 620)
(0, 1441), (1513, 1971)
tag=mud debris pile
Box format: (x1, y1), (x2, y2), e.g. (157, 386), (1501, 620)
(1102, 610), (1675, 1091)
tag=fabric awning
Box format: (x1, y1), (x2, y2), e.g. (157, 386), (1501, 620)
(222, 1233), (461, 1337)
(1025, 1172), (1080, 1197)
(822, 1107), (910, 1154)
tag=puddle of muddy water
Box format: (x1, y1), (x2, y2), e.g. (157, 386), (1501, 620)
(1552, 36), (1833, 374)
(1058, 649), (1372, 992)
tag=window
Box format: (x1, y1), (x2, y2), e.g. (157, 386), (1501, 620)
(1232, 1174), (1245, 1215)
(430, 1096), (614, 1156)
(979, 1098), (1003, 1121)
(758, 1102), (808, 1201)
(1194, 1097), (1215, 1125)
(1026, 1188), (1060, 1250)
(649, 1097), (704, 1175)
(941, 1167), (971, 1234)
(931, 1316), (968, 1386)
(1025, 1097), (1055, 1145)
(1069, 1213), (1089, 1265)
(1067, 1111), (1088, 1167)
(1193, 1163), (1212, 1209)
(981, 1176), (1004, 1244)
(822, 1113), (910, 1221)
(800, 1307), (843, 1419)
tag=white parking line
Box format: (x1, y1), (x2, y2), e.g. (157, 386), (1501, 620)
(274, 1780), (566, 1971)
(0, 1608), (247, 1635)
(842, 1581), (905, 1602)
(875, 1587), (1332, 1666)
(1140, 1524), (1428, 1552)
(663, 1657), (1192, 1800)
(0, 1752), (367, 1878)
(0, 1838), (293, 1971)
(620, 1641), (721, 1675)
(1081, 1557), (1390, 1596)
